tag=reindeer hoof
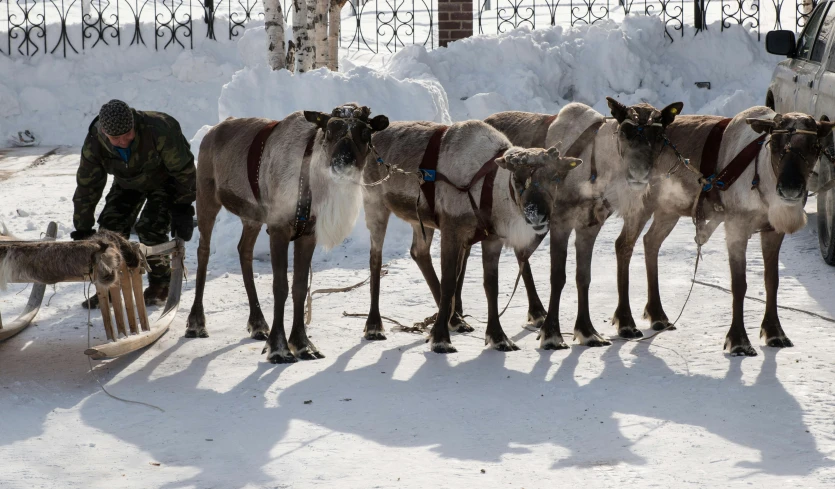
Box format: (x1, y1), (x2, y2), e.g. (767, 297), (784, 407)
(364, 330), (387, 341)
(728, 345), (758, 357)
(265, 346), (297, 364)
(575, 331), (611, 347)
(431, 341), (457, 354)
(651, 320), (676, 332)
(486, 335), (520, 352)
(184, 328), (209, 339)
(247, 318), (270, 341)
(450, 314), (474, 333)
(297, 349), (326, 361)
(540, 335), (569, 350)
(618, 327), (643, 339)
(766, 337), (794, 348)
(527, 311), (547, 329)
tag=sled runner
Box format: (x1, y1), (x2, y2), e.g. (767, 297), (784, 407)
(0, 222), (185, 359)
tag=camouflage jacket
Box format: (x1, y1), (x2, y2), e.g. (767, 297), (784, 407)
(73, 109), (196, 232)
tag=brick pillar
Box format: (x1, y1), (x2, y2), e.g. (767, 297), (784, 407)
(438, 0), (473, 48)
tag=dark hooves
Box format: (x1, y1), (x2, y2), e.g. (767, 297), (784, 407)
(487, 337), (520, 351)
(728, 345), (758, 357)
(184, 328), (209, 339)
(585, 338), (612, 348)
(266, 349), (298, 364)
(297, 350), (326, 361)
(651, 322), (676, 332)
(250, 330), (269, 341)
(364, 331), (388, 341)
(540, 337), (570, 350)
(766, 337), (794, 348)
(431, 342), (457, 354)
(618, 328), (644, 339)
(451, 323), (475, 334)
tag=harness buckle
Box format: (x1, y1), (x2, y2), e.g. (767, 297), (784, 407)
(419, 169), (436, 182)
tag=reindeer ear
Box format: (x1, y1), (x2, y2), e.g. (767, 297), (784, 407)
(661, 102), (684, 126)
(369, 115), (389, 132)
(818, 119), (835, 139)
(303, 111), (330, 130)
(559, 157), (583, 172)
(495, 156), (509, 170)
(607, 97), (628, 123)
(746, 118), (777, 134)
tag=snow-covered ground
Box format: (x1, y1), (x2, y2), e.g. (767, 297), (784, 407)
(3, 13), (835, 488)
(3, 143), (835, 488)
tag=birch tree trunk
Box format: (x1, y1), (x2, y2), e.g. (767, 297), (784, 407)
(301, 0), (317, 71)
(293, 0), (312, 72)
(264, 0), (287, 70)
(328, 0), (348, 71)
(315, 0), (329, 68)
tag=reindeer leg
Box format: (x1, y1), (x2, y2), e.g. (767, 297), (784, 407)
(517, 248), (546, 328)
(265, 228), (295, 364)
(186, 185), (222, 339)
(642, 212), (680, 331)
(573, 223), (610, 347)
(364, 204), (391, 340)
(483, 239), (519, 351)
(239, 219), (269, 340)
(428, 230), (463, 354)
(724, 222), (756, 356)
(409, 224), (441, 320)
(760, 229), (792, 348)
(450, 246), (474, 333)
(539, 225), (571, 350)
(612, 211), (652, 339)
(288, 234), (324, 360)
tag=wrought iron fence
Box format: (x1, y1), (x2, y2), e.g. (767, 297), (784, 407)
(0, 0), (435, 57)
(0, 0), (825, 58)
(476, 0), (819, 42)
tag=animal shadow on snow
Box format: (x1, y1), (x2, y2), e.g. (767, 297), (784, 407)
(72, 332), (830, 487)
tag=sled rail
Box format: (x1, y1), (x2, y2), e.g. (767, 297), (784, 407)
(0, 228), (185, 360)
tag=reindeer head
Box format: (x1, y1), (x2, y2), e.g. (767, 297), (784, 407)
(496, 146), (583, 233)
(607, 97), (684, 189)
(304, 104), (389, 180)
(748, 113), (835, 203)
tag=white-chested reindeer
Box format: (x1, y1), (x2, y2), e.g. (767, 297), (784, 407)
(362, 120), (582, 353)
(187, 104), (389, 363)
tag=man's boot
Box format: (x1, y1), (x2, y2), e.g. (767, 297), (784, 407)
(144, 283), (169, 307)
(81, 294), (100, 309)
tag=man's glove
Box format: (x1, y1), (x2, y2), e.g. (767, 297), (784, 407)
(170, 204), (195, 242)
(70, 229), (95, 241)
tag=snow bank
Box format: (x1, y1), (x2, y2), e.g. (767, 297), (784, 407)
(384, 16), (781, 120)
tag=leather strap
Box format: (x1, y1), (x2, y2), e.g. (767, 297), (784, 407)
(290, 135), (317, 241)
(712, 134), (768, 191)
(247, 120), (281, 202)
(565, 120), (605, 183)
(418, 126), (449, 223)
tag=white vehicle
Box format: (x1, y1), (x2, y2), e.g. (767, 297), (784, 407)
(766, 2), (835, 264)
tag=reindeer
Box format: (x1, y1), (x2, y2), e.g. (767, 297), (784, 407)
(362, 120), (582, 353)
(610, 106), (834, 355)
(187, 104), (389, 363)
(484, 99), (685, 349)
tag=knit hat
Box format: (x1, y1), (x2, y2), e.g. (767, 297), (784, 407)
(99, 100), (134, 136)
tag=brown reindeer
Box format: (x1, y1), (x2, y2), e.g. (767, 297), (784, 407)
(485, 99), (685, 348)
(362, 120), (582, 352)
(187, 104), (389, 364)
(611, 106), (834, 355)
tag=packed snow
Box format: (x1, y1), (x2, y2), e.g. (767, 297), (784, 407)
(3, 14), (835, 489)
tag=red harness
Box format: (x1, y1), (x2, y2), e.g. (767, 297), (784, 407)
(246, 120), (317, 241)
(418, 126), (506, 246)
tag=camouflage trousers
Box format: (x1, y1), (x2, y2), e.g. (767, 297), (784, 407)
(97, 183), (172, 285)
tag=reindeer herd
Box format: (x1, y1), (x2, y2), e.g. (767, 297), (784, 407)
(188, 100), (834, 364)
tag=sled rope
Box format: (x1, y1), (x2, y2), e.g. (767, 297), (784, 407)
(305, 266), (390, 325)
(84, 278), (164, 413)
(693, 280), (835, 323)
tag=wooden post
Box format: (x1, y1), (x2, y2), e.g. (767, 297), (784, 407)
(120, 264), (139, 335)
(95, 284), (115, 342)
(438, 0), (473, 48)
(130, 268), (150, 332)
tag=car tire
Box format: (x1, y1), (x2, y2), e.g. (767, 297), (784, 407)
(817, 155), (835, 265)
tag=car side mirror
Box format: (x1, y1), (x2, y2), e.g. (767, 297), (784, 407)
(766, 30), (797, 57)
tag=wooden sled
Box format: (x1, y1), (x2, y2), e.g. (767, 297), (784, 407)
(0, 224), (185, 360)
